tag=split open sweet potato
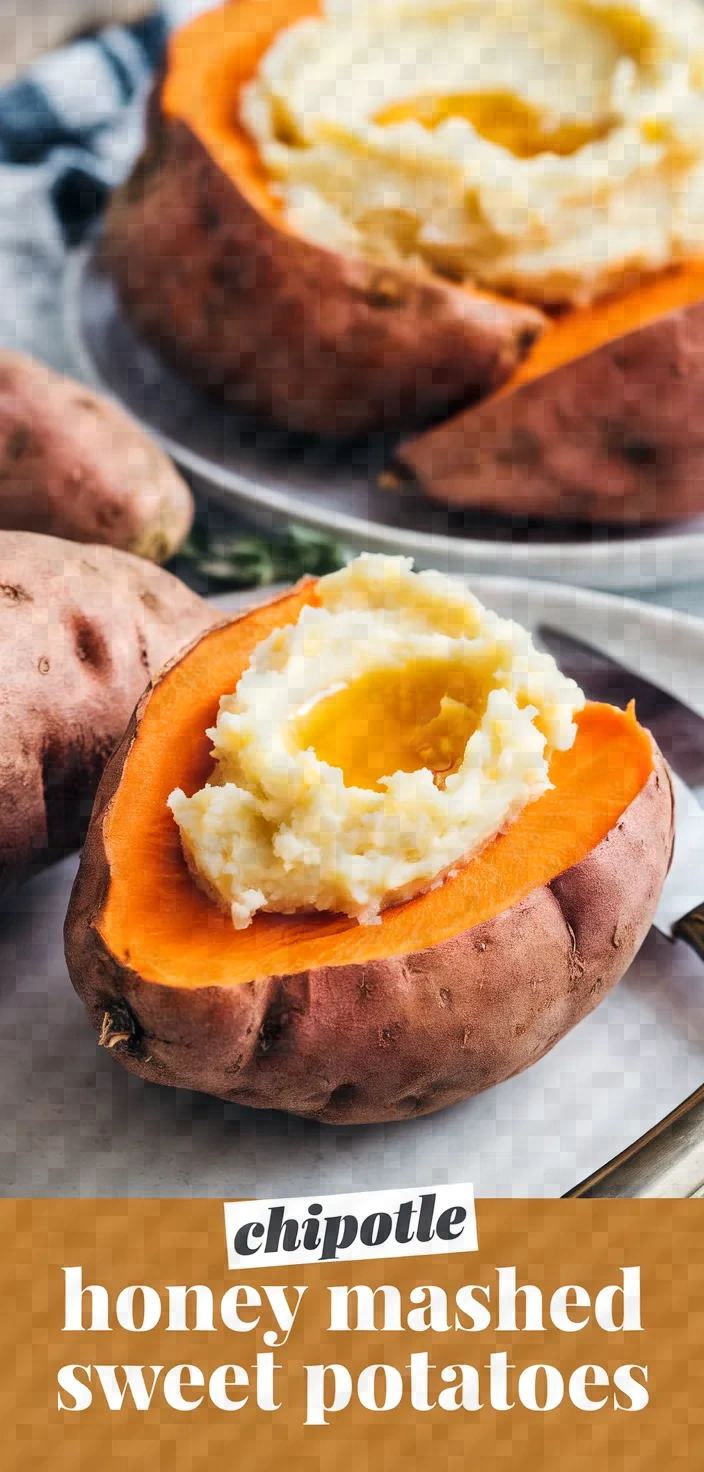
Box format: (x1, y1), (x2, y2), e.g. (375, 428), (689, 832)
(397, 268), (704, 524)
(103, 0), (544, 439)
(65, 581), (674, 1125)
(103, 0), (704, 523)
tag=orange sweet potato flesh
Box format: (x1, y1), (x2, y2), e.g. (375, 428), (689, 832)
(65, 582), (674, 1124)
(102, 1), (543, 437)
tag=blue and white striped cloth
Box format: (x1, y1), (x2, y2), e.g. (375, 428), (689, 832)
(0, 0), (208, 376)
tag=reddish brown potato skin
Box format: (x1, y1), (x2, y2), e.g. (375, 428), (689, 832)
(65, 707), (673, 1125)
(398, 305), (704, 524)
(0, 532), (213, 889)
(0, 351), (193, 561)
(103, 106), (544, 438)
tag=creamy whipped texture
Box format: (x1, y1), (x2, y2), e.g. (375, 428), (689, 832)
(168, 555), (584, 929)
(241, 0), (704, 304)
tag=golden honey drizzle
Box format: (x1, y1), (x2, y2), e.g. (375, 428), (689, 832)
(291, 659), (492, 790)
(374, 89), (615, 158)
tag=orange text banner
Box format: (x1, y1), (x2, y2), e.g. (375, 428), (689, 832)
(2, 1198), (702, 1470)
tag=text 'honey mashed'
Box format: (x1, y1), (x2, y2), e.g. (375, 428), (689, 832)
(168, 556), (584, 928)
(241, 0), (704, 305)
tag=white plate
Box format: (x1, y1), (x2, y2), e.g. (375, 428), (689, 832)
(64, 243), (704, 594)
(2, 575), (704, 1199)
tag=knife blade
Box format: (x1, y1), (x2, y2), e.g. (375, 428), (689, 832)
(536, 624), (704, 945)
(536, 624), (704, 789)
(653, 771), (704, 941)
(535, 625), (704, 1196)
(563, 1081), (704, 1198)
(563, 768), (704, 1196)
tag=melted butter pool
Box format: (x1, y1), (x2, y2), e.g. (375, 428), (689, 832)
(374, 89), (615, 158)
(291, 658), (493, 790)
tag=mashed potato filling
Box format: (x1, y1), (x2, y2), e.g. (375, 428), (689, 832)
(168, 556), (583, 929)
(241, 0), (704, 305)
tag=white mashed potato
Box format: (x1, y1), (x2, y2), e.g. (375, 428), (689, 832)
(241, 0), (704, 305)
(168, 555), (584, 928)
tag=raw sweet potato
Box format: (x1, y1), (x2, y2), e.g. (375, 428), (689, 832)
(0, 530), (213, 890)
(0, 351), (193, 560)
(64, 581), (674, 1125)
(102, 0), (544, 438)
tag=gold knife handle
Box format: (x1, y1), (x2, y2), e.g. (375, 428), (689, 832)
(672, 902), (704, 962)
(565, 908), (704, 1197)
(564, 1081), (704, 1198)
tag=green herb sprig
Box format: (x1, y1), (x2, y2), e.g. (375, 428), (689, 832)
(172, 515), (350, 592)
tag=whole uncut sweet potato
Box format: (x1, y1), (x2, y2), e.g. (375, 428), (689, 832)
(0, 351), (193, 561)
(65, 581), (674, 1125)
(0, 531), (213, 890)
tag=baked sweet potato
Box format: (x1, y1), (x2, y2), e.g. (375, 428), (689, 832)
(0, 351), (193, 561)
(102, 0), (544, 439)
(0, 531), (213, 890)
(104, 0), (704, 524)
(64, 581), (674, 1125)
(397, 274), (704, 524)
